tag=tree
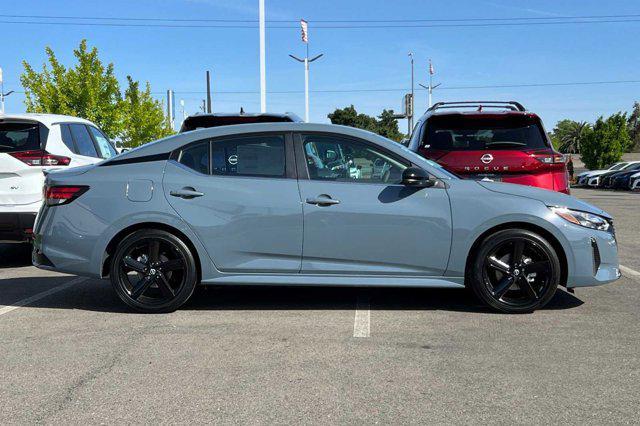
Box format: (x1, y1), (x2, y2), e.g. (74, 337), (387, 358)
(328, 105), (405, 142)
(551, 119), (590, 153)
(21, 40), (122, 138)
(580, 113), (630, 170)
(20, 40), (173, 146)
(120, 76), (173, 147)
(627, 102), (640, 152)
(376, 109), (405, 142)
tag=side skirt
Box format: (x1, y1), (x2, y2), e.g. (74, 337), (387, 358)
(201, 274), (465, 288)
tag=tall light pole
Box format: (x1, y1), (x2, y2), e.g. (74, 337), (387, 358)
(289, 19), (322, 123)
(408, 53), (415, 135)
(259, 0), (266, 112)
(419, 59), (440, 108)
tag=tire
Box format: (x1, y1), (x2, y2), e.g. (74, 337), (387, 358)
(468, 229), (560, 314)
(110, 229), (198, 313)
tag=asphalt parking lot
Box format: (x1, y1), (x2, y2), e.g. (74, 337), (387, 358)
(0, 188), (638, 424)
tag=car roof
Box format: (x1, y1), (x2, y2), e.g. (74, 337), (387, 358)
(185, 112), (301, 119)
(0, 113), (95, 127)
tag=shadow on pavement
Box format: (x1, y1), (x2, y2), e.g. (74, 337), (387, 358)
(0, 243), (32, 268)
(0, 274), (584, 314)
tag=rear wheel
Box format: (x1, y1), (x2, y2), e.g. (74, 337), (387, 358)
(110, 229), (198, 313)
(469, 229), (560, 314)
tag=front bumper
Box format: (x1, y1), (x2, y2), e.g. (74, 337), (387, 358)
(567, 228), (620, 288)
(0, 212), (37, 243)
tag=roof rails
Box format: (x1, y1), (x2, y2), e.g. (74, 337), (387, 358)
(427, 101), (526, 112)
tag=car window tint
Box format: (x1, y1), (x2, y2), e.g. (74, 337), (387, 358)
(88, 126), (117, 159)
(69, 124), (98, 157)
(179, 142), (210, 174)
(302, 134), (406, 184)
(59, 125), (77, 153)
(0, 122), (41, 153)
(211, 135), (285, 177)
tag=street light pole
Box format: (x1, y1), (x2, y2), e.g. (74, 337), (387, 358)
(290, 50), (323, 123)
(408, 53), (414, 135)
(259, 0), (266, 112)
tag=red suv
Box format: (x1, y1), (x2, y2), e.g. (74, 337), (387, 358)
(407, 101), (569, 193)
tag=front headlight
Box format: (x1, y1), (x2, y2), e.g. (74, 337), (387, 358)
(549, 207), (612, 232)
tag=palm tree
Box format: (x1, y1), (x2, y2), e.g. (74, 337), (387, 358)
(553, 120), (590, 154)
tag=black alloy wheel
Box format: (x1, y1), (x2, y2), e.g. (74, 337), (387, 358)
(470, 229), (561, 313)
(110, 229), (198, 313)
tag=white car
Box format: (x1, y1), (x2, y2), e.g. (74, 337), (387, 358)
(630, 172), (640, 191)
(0, 113), (117, 243)
(577, 162), (628, 186)
(586, 161), (640, 187)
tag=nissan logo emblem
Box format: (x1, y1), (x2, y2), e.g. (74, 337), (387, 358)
(481, 154), (494, 164)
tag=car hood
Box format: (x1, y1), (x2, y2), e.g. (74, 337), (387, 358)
(477, 181), (611, 218)
(583, 170), (609, 177)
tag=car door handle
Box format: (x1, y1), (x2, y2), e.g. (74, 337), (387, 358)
(170, 187), (204, 199)
(306, 195), (340, 206)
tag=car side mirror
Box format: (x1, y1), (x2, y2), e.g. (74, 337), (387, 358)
(401, 167), (435, 188)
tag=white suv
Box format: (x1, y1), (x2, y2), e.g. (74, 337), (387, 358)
(0, 113), (117, 243)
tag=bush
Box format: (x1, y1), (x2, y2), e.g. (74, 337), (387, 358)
(580, 113), (630, 170)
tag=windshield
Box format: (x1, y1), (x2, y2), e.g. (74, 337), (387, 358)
(424, 115), (549, 151)
(0, 122), (41, 153)
(610, 163), (627, 170)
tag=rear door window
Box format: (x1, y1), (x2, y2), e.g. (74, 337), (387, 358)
(0, 122), (41, 153)
(211, 135), (285, 177)
(424, 116), (549, 151)
(178, 141), (210, 174)
(69, 124), (99, 158)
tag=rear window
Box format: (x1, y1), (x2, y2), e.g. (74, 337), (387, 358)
(423, 115), (549, 151)
(0, 122), (41, 153)
(180, 115), (295, 132)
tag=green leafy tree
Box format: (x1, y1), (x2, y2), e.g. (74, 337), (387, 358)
(627, 102), (640, 152)
(580, 113), (630, 170)
(21, 40), (173, 146)
(21, 40), (122, 138)
(551, 119), (590, 153)
(376, 109), (405, 142)
(328, 105), (406, 142)
(120, 76), (173, 148)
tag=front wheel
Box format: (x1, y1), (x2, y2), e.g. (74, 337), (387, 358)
(110, 229), (198, 313)
(469, 229), (561, 314)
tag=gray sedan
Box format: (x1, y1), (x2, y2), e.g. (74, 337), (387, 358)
(32, 123), (620, 313)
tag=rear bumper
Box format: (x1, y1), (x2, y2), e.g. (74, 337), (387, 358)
(0, 212), (37, 242)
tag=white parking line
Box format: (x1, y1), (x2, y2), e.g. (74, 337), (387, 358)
(620, 265), (640, 281)
(353, 294), (370, 338)
(0, 277), (88, 317)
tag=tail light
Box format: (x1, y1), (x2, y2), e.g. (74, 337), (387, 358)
(45, 185), (89, 206)
(9, 150), (71, 166)
(530, 150), (566, 166)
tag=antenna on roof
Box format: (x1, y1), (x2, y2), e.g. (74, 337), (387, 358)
(240, 107), (245, 115)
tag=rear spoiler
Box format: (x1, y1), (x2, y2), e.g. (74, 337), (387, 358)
(428, 101), (526, 112)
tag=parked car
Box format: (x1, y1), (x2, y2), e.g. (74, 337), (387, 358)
(598, 162), (640, 188)
(607, 166), (640, 190)
(33, 123), (619, 314)
(575, 162), (628, 187)
(0, 113), (117, 243)
(407, 101), (570, 193)
(587, 161), (640, 187)
(179, 112), (302, 133)
(630, 173), (640, 191)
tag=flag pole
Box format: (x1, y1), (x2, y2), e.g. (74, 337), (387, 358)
(305, 41), (309, 123)
(259, 0), (266, 112)
(428, 59), (433, 108)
